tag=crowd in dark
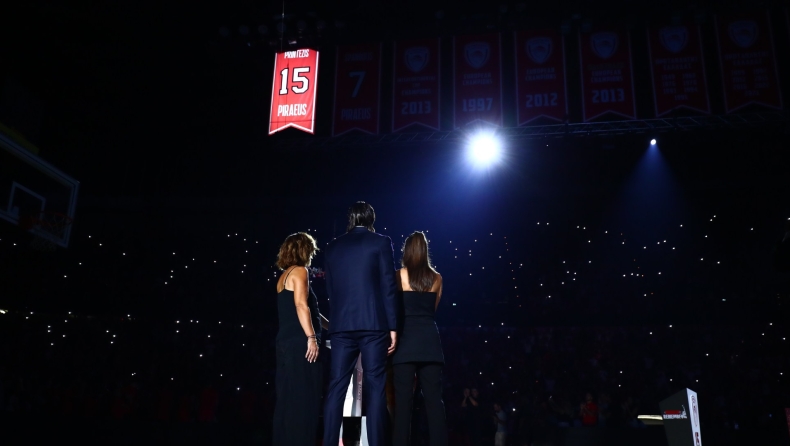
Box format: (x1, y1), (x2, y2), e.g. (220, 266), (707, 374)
(2, 189), (789, 444)
(1, 306), (787, 444)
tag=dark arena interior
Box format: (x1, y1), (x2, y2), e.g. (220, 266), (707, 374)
(1, 0), (790, 445)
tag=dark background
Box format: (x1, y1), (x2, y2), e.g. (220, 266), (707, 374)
(1, 0), (789, 444)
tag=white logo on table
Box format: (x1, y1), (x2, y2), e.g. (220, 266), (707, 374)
(729, 20), (758, 48)
(591, 32), (618, 59)
(692, 395), (699, 427)
(659, 26), (688, 53)
(464, 42), (490, 68)
(405, 47), (430, 73)
(526, 37), (553, 64)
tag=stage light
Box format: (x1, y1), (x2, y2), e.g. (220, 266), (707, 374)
(467, 132), (502, 167)
(650, 138), (656, 146)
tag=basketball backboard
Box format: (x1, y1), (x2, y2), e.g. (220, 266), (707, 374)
(0, 131), (79, 248)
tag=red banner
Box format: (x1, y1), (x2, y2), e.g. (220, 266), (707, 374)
(453, 33), (503, 128)
(392, 39), (441, 132)
(715, 11), (783, 112)
(579, 29), (636, 121)
(332, 43), (381, 136)
(269, 48), (319, 135)
(515, 30), (568, 124)
(648, 24), (710, 116)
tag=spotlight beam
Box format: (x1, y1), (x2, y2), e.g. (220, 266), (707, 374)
(467, 132), (502, 168)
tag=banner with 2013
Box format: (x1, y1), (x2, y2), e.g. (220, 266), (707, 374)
(269, 11), (786, 136)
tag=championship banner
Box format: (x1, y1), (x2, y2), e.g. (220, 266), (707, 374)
(333, 43), (381, 136)
(648, 24), (710, 116)
(269, 48), (319, 135)
(578, 29), (637, 121)
(453, 33), (503, 128)
(515, 30), (568, 124)
(715, 11), (783, 112)
(392, 39), (441, 132)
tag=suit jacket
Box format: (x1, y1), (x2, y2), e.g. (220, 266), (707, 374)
(324, 227), (398, 334)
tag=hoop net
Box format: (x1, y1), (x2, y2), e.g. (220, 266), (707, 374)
(26, 212), (73, 251)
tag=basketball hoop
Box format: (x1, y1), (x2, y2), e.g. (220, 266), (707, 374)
(26, 211), (73, 251)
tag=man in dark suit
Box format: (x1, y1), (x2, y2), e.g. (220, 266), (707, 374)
(323, 202), (398, 446)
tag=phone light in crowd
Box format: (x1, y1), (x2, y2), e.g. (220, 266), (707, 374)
(650, 138), (657, 146)
(467, 132), (502, 167)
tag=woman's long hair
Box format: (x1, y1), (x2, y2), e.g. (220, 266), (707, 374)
(401, 231), (436, 292)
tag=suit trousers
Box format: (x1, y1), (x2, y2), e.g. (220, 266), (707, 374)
(392, 362), (447, 446)
(324, 331), (390, 446)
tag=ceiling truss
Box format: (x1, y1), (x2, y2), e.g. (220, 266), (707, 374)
(274, 112), (790, 149)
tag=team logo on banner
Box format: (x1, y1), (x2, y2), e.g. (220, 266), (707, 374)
(729, 20), (759, 48)
(648, 23), (710, 116)
(579, 28), (636, 121)
(269, 48), (319, 135)
(716, 12), (782, 112)
(515, 29), (567, 124)
(526, 37), (553, 64)
(659, 26), (688, 53)
(454, 33), (502, 128)
(393, 38), (441, 132)
(404, 47), (430, 73)
(591, 32), (618, 59)
(464, 43), (490, 68)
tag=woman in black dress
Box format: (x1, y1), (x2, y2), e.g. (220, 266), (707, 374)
(392, 231), (447, 446)
(272, 232), (328, 446)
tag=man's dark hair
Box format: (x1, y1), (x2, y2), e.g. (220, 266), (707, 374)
(347, 201), (375, 232)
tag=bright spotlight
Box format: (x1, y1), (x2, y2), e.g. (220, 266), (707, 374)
(650, 138), (656, 146)
(468, 133), (502, 167)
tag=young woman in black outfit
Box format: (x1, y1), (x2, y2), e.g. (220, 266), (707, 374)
(272, 232), (328, 446)
(392, 231), (447, 446)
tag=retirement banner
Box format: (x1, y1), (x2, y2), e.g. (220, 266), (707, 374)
(453, 33), (503, 128)
(333, 43), (382, 136)
(579, 28), (637, 121)
(648, 24), (710, 116)
(715, 11), (783, 112)
(515, 29), (568, 124)
(392, 38), (441, 132)
(269, 48), (319, 134)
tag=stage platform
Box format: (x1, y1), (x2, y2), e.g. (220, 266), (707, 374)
(3, 413), (788, 445)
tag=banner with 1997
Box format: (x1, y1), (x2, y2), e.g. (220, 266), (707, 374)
(453, 33), (503, 129)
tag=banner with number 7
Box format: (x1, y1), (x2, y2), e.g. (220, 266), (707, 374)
(269, 48), (320, 135)
(333, 43), (382, 136)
